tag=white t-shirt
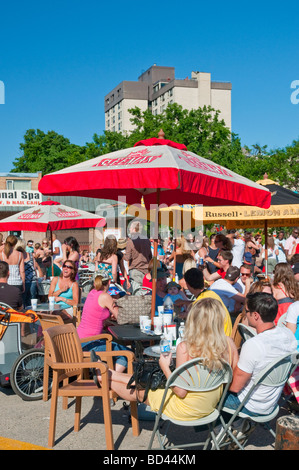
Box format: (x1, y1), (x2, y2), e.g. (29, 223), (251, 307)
(237, 327), (297, 415)
(286, 301), (299, 325)
(232, 239), (245, 268)
(209, 278), (240, 312)
(52, 238), (63, 260)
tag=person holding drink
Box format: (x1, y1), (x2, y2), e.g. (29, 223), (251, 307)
(91, 297), (238, 421)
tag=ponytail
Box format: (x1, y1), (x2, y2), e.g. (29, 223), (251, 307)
(93, 275), (110, 291)
(4, 235), (18, 258)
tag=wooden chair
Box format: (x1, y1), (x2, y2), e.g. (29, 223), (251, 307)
(36, 313), (65, 402)
(37, 312), (115, 405)
(43, 323), (139, 450)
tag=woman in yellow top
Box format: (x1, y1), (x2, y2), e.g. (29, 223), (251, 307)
(92, 297), (238, 421)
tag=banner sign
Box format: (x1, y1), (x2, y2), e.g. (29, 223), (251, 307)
(0, 190), (41, 206)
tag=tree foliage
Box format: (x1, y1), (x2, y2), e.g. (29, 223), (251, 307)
(11, 104), (299, 192)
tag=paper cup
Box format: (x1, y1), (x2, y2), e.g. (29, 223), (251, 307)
(139, 315), (149, 331)
(31, 299), (38, 310)
(48, 296), (55, 309)
(153, 316), (163, 335)
(157, 306), (164, 317)
(143, 318), (151, 333)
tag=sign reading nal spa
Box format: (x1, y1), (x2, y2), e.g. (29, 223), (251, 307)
(0, 190), (41, 206)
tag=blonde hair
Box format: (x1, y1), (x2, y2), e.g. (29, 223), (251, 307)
(184, 297), (228, 370)
(4, 235), (18, 258)
(93, 275), (110, 291)
(15, 238), (27, 253)
(182, 258), (196, 275)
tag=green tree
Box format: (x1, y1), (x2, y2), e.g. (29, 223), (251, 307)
(11, 129), (87, 174)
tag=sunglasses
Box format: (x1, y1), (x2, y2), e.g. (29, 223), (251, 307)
(63, 264), (74, 270)
(241, 272), (251, 277)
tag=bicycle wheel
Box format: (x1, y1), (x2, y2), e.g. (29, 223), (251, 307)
(10, 348), (51, 401)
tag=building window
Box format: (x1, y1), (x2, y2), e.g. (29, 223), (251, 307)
(6, 179), (31, 190)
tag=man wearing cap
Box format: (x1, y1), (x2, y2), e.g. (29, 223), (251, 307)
(177, 268), (232, 336)
(209, 266), (248, 315)
(124, 222), (152, 294)
(155, 267), (168, 312)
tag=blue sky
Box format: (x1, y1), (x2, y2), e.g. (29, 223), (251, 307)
(0, 1), (298, 173)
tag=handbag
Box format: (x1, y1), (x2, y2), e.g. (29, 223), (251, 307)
(126, 359), (169, 403)
(116, 294), (152, 325)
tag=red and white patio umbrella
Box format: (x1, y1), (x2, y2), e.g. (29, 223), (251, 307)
(0, 199), (106, 275)
(38, 136), (271, 321)
(0, 199), (106, 232)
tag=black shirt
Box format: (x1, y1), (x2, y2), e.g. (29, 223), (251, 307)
(0, 283), (23, 310)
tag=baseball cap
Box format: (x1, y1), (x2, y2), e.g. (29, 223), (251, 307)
(108, 286), (126, 297)
(225, 266), (241, 282)
(244, 252), (253, 265)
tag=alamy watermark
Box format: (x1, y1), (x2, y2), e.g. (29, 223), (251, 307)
(290, 80), (299, 104)
(0, 81), (4, 104)
(93, 197), (204, 244)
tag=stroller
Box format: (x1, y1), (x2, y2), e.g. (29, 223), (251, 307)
(0, 304), (50, 401)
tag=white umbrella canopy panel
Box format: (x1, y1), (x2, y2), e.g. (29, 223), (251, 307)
(38, 138), (271, 210)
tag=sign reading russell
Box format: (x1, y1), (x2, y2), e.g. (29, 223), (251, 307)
(0, 190), (41, 206)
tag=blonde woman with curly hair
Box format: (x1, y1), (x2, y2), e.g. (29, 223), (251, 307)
(92, 297), (238, 421)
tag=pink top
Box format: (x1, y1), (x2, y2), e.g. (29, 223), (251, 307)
(77, 289), (110, 339)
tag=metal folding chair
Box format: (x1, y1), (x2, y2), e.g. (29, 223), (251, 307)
(237, 323), (256, 342)
(148, 357), (233, 450)
(216, 351), (299, 450)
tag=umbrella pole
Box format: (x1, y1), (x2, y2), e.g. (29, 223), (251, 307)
(173, 209), (178, 280)
(264, 220), (268, 279)
(50, 229), (54, 277)
(150, 189), (160, 325)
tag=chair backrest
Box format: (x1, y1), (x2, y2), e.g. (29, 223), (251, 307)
(37, 313), (64, 330)
(43, 323), (84, 380)
(276, 312), (287, 328)
(169, 357), (232, 392)
(157, 358), (232, 418)
(238, 323), (257, 341)
(255, 351), (299, 388)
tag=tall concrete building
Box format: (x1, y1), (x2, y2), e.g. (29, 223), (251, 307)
(104, 64), (232, 133)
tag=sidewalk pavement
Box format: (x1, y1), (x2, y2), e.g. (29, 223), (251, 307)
(0, 383), (296, 451)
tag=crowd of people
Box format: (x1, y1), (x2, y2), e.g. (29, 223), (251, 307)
(0, 223), (298, 446)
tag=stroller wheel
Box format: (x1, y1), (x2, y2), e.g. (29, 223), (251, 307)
(10, 348), (51, 401)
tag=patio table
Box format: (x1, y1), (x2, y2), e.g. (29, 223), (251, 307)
(27, 303), (66, 314)
(107, 324), (161, 359)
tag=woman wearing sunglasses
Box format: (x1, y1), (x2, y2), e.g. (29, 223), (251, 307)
(48, 260), (79, 322)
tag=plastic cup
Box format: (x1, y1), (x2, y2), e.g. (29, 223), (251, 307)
(31, 299), (38, 310)
(48, 296), (55, 309)
(153, 316), (163, 335)
(139, 315), (149, 331)
(157, 306), (164, 317)
(143, 318), (151, 333)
